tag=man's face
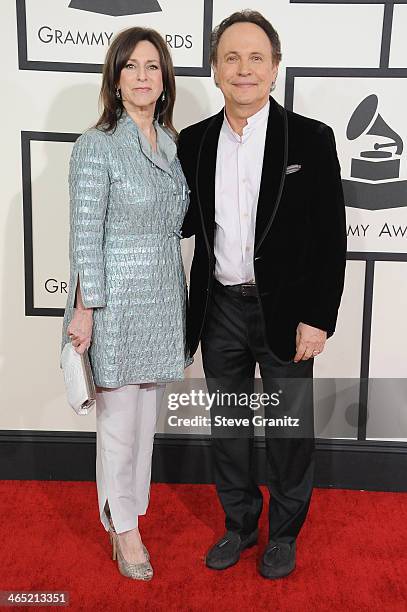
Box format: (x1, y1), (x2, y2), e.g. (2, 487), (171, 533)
(213, 22), (278, 111)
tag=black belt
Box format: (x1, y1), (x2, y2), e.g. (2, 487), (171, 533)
(214, 279), (258, 298)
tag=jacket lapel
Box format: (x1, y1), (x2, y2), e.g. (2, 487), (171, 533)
(196, 109), (224, 253)
(254, 97), (288, 253)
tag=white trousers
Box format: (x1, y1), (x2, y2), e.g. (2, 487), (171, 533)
(95, 383), (165, 534)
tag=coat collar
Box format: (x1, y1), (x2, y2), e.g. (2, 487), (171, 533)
(196, 97), (288, 254)
(254, 97), (288, 253)
(195, 109), (224, 251)
(120, 110), (176, 174)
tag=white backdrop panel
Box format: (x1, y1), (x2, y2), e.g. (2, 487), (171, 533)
(367, 262), (407, 441)
(214, 0), (383, 68)
(369, 262), (407, 379)
(293, 77), (407, 255)
(31, 141), (71, 309)
(0, 0), (406, 435)
(25, 0), (205, 68)
(389, 4), (407, 68)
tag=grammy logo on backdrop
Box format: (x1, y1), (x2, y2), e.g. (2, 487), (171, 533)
(342, 94), (406, 211)
(68, 0), (162, 16)
(347, 94), (403, 181)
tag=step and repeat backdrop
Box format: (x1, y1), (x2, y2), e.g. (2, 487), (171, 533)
(0, 0), (406, 440)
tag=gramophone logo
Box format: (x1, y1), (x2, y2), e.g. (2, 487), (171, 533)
(342, 94), (406, 211)
(68, 0), (162, 16)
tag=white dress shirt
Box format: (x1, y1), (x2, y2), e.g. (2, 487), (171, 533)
(214, 100), (269, 286)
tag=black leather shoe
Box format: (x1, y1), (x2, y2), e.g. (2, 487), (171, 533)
(259, 540), (296, 579)
(205, 529), (258, 570)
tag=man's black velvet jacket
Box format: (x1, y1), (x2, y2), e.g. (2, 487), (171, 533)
(178, 96), (347, 362)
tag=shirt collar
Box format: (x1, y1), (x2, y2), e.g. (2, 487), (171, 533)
(223, 99), (270, 143)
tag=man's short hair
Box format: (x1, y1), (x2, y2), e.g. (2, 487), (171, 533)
(210, 10), (282, 66)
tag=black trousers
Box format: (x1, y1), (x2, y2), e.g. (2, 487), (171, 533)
(201, 280), (315, 544)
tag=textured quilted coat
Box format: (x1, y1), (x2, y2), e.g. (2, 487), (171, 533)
(61, 111), (191, 387)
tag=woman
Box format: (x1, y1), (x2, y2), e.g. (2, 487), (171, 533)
(61, 27), (191, 580)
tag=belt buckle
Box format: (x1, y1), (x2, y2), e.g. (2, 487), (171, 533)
(241, 283), (257, 297)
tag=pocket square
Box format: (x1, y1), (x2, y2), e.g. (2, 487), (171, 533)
(286, 164), (302, 174)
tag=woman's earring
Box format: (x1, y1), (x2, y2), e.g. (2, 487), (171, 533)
(115, 87), (121, 99)
(161, 91), (166, 103)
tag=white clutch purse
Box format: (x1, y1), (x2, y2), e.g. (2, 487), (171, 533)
(61, 342), (96, 415)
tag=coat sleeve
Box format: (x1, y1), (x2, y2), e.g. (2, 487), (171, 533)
(68, 129), (110, 309)
(300, 124), (347, 337)
(177, 128), (198, 239)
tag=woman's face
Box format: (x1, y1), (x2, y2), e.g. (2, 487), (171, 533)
(118, 40), (164, 112)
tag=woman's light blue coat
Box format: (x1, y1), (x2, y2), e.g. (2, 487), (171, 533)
(61, 111), (191, 387)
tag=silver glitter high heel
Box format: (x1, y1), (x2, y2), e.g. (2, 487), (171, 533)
(107, 511), (150, 562)
(111, 531), (153, 581)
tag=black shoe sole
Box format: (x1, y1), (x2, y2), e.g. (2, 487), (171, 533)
(258, 561), (296, 579)
(205, 530), (258, 570)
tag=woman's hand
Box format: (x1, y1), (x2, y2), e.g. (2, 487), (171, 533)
(67, 308), (93, 354)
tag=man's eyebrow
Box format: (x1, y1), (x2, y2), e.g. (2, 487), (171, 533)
(223, 50), (265, 55)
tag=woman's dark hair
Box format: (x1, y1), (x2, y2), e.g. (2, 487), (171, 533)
(210, 10), (282, 66)
(95, 27), (176, 136)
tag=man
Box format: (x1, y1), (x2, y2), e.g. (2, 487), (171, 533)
(178, 10), (346, 579)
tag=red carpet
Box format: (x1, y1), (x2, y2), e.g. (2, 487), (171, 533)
(1, 481), (407, 611)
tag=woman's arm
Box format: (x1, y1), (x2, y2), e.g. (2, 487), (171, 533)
(177, 129), (198, 238)
(66, 129), (110, 353)
(68, 129), (110, 309)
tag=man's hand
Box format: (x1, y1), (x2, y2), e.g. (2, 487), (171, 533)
(294, 322), (327, 363)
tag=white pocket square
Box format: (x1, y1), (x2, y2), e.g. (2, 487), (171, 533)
(286, 164), (302, 174)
